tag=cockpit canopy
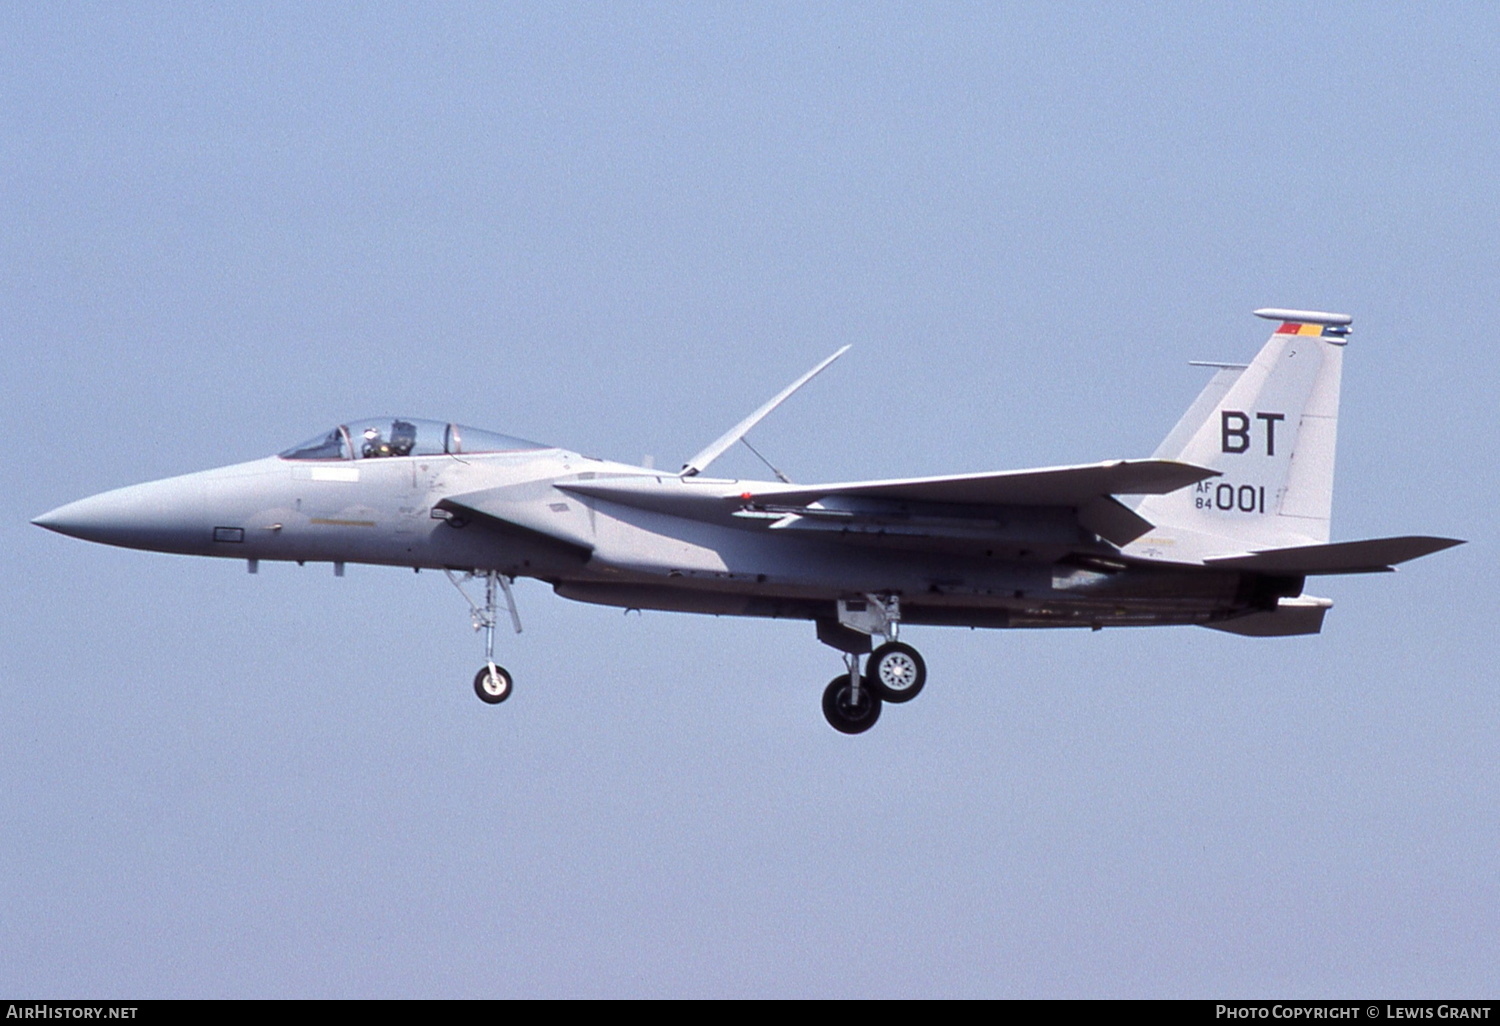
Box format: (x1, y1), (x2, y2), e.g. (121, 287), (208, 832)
(279, 418), (548, 461)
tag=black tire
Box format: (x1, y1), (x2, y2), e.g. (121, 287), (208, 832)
(865, 641), (926, 703)
(473, 664), (514, 704)
(822, 675), (882, 735)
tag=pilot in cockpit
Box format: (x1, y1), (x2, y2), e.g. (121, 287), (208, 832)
(361, 426), (389, 458)
(389, 419), (417, 456)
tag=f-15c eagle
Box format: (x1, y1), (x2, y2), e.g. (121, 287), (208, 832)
(34, 308), (1462, 733)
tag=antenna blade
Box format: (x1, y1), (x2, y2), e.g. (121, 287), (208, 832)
(680, 345), (850, 477)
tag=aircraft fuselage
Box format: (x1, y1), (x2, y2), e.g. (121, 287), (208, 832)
(34, 447), (1278, 632)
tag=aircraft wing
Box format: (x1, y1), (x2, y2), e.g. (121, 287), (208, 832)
(558, 459), (1217, 549)
(742, 459), (1217, 507)
(1202, 535), (1465, 574)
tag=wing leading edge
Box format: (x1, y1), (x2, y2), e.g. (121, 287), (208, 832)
(739, 459), (1219, 507)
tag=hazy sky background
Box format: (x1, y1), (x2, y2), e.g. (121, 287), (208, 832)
(3, 2), (1494, 997)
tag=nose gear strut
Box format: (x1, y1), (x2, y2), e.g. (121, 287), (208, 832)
(446, 569), (522, 704)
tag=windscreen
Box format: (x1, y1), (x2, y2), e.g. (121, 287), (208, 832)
(279, 427), (350, 460)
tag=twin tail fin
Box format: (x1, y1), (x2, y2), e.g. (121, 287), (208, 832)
(1134, 308), (1350, 552)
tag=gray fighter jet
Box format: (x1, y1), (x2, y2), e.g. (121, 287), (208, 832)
(33, 308), (1462, 733)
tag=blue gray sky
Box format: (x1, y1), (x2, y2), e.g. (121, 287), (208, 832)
(3, 2), (1494, 997)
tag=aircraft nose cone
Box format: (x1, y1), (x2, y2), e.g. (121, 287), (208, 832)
(31, 507), (64, 531)
(32, 476), (209, 552)
(32, 497), (110, 540)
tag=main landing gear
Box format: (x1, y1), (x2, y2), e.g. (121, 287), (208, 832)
(447, 569), (522, 705)
(867, 641), (926, 703)
(823, 659), (880, 735)
(818, 595), (928, 734)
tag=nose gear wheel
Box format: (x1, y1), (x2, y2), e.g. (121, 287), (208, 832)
(474, 663), (514, 704)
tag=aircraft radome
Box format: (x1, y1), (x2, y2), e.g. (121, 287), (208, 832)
(34, 309), (1464, 734)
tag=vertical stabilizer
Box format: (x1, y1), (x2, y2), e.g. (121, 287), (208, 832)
(1132, 309), (1348, 552)
(1151, 363), (1247, 461)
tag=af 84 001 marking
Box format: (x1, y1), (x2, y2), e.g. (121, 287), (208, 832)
(1195, 481), (1267, 514)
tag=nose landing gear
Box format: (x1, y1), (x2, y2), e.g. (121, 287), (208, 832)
(474, 663), (513, 704)
(447, 569), (522, 706)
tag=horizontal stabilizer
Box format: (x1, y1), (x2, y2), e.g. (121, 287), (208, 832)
(747, 459), (1218, 508)
(1077, 496), (1155, 546)
(1203, 535), (1464, 575)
